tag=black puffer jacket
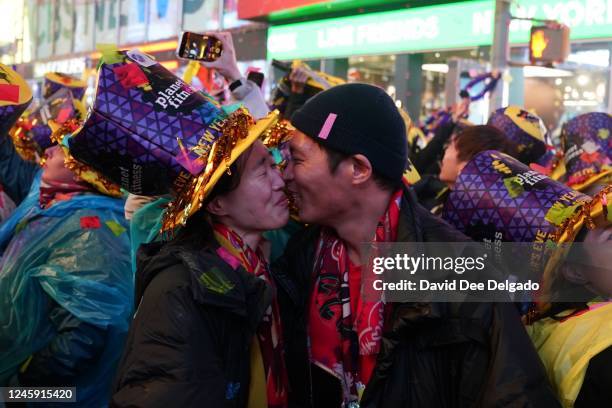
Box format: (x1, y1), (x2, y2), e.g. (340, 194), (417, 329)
(111, 238), (273, 407)
(272, 187), (560, 408)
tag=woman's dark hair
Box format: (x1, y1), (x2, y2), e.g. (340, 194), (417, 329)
(168, 146), (254, 248)
(453, 125), (519, 162)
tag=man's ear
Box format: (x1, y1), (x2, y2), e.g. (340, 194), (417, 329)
(349, 154), (373, 185)
(206, 196), (228, 217)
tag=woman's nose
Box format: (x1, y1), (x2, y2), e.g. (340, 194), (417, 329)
(272, 166), (286, 190)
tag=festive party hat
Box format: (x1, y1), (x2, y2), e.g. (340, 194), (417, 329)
(66, 48), (286, 231)
(488, 106), (547, 164)
(0, 64), (32, 135)
(10, 87), (86, 162)
(442, 150), (610, 245)
(43, 72), (86, 101)
(442, 150), (612, 312)
(560, 112), (611, 191)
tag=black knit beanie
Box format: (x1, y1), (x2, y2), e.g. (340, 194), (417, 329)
(291, 83), (408, 182)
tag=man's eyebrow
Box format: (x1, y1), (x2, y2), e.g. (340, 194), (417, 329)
(290, 144), (302, 155)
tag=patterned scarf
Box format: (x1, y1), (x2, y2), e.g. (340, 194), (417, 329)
(213, 224), (289, 408)
(309, 189), (402, 403)
(39, 179), (92, 209)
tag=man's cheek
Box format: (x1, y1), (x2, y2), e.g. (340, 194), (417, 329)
(293, 169), (307, 188)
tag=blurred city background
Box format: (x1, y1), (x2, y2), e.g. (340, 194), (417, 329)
(0, 0), (610, 145)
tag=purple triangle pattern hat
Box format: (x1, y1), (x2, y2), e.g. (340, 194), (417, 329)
(43, 72), (86, 101)
(15, 88), (82, 160)
(66, 48), (282, 231)
(488, 106), (547, 165)
(560, 112), (611, 191)
(441, 150), (592, 245)
(442, 150), (612, 319)
(68, 49), (240, 196)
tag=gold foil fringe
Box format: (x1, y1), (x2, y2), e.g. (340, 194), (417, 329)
(162, 108), (254, 233)
(526, 184), (612, 324)
(50, 118), (123, 197)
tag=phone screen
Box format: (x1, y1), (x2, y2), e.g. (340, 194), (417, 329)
(177, 32), (223, 62)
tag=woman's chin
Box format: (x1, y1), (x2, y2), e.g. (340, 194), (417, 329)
(267, 210), (290, 231)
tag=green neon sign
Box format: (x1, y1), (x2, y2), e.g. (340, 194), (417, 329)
(267, 0), (612, 60)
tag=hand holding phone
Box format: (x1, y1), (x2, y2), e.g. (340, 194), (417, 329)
(194, 31), (241, 83)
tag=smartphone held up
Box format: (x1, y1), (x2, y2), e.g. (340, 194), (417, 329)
(177, 32), (223, 62)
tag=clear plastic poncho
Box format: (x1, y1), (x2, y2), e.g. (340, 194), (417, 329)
(0, 189), (132, 407)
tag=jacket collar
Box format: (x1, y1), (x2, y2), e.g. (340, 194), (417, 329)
(139, 240), (273, 332)
(396, 186), (424, 242)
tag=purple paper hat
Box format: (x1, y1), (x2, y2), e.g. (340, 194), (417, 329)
(488, 106), (547, 165)
(529, 145), (565, 181)
(10, 87), (84, 162)
(443, 150), (612, 319)
(441, 150), (594, 245)
(68, 49), (241, 195)
(560, 112), (611, 191)
(43, 72), (86, 101)
(67, 48), (281, 231)
(0, 64), (32, 135)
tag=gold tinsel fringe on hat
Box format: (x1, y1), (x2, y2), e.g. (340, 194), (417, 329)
(50, 119), (123, 198)
(526, 184), (612, 324)
(9, 117), (38, 162)
(262, 119), (294, 149)
(161, 108), (255, 233)
(262, 119), (299, 215)
(549, 184), (612, 244)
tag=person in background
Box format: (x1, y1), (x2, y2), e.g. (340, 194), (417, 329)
(558, 112), (611, 197)
(438, 125), (519, 188)
(487, 106), (548, 165)
(0, 64), (38, 209)
(410, 93), (471, 176)
(283, 66), (310, 120)
(414, 124), (519, 214)
(270, 60), (345, 121)
(1, 70), (87, 209)
(199, 31), (270, 120)
(441, 150), (612, 407)
(0, 139), (132, 406)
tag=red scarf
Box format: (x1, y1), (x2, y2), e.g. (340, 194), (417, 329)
(39, 179), (92, 209)
(309, 190), (402, 403)
(213, 224), (289, 408)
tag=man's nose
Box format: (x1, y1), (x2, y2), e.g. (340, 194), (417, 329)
(283, 160), (295, 182)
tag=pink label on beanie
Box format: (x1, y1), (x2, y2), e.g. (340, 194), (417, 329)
(318, 113), (337, 140)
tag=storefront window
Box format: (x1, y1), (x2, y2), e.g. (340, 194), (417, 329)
(347, 55), (396, 97)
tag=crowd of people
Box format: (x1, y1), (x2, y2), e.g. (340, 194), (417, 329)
(0, 30), (610, 408)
